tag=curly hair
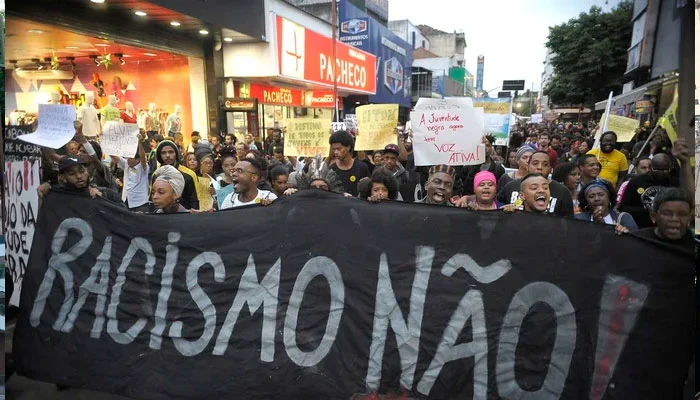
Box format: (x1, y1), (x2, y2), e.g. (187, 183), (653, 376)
(578, 178), (617, 211)
(359, 167), (399, 200)
(551, 162), (578, 185)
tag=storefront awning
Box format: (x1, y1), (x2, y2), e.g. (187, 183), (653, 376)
(594, 75), (678, 111)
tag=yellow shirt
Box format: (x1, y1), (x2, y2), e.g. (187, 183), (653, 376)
(196, 175), (214, 211)
(587, 148), (627, 185)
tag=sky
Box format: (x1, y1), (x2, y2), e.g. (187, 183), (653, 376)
(389, 0), (623, 95)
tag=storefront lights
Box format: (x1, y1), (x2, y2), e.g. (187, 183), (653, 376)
(199, 29), (209, 35)
(135, 11), (147, 17)
(90, 0), (106, 3)
(223, 37), (233, 42)
(170, 21), (181, 27)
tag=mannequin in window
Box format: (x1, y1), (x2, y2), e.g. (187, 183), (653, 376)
(145, 102), (162, 137)
(120, 101), (137, 124)
(101, 95), (121, 123)
(78, 92), (101, 140)
(165, 105), (183, 136)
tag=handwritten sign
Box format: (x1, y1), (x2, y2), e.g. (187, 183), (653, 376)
(4, 125), (43, 162)
(285, 117), (333, 157)
(101, 122), (140, 158)
(355, 104), (399, 150)
(411, 108), (485, 166)
(597, 114), (639, 142)
(3, 160), (41, 306)
(17, 104), (77, 149)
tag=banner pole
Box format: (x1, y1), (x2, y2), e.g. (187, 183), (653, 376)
(331, 0), (339, 123)
(594, 91), (614, 149)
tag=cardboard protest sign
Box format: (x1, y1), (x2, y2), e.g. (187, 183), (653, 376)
(284, 117), (332, 156)
(17, 104), (77, 149)
(355, 104), (399, 150)
(596, 114), (639, 142)
(472, 98), (512, 146)
(3, 160), (40, 306)
(15, 190), (694, 399)
(100, 122), (141, 158)
(411, 107), (485, 166)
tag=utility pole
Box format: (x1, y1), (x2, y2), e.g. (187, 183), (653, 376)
(331, 0), (339, 122)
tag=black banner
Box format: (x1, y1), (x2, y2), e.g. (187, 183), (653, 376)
(15, 190), (694, 399)
(4, 125), (43, 162)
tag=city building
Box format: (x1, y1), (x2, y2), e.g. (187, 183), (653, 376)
(288, 0), (389, 26)
(416, 24), (466, 68)
(539, 51), (555, 113)
(595, 0), (685, 121)
(412, 47), (464, 98)
(476, 55), (484, 93)
(388, 19), (430, 50)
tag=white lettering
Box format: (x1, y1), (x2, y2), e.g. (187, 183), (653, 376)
(150, 232), (181, 349)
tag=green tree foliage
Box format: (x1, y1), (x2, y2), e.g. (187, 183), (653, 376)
(544, 1), (633, 108)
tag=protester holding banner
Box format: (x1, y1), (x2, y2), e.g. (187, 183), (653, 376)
(501, 173), (551, 214)
(269, 166), (291, 198)
(151, 165), (188, 214)
(458, 135), (506, 196)
(38, 156), (124, 207)
(633, 187), (694, 256)
(329, 130), (370, 196)
(416, 165), (455, 206)
(575, 179), (637, 234)
(219, 157), (276, 209)
(359, 168), (400, 203)
(463, 171), (503, 211)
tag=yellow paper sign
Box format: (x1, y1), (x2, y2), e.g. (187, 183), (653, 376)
(284, 117), (332, 157)
(355, 104), (399, 151)
(598, 114), (640, 142)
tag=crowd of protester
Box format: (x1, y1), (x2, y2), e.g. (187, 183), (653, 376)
(37, 119), (695, 253)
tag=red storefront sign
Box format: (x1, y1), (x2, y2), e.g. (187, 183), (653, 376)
(249, 83), (304, 106)
(276, 15), (376, 95)
(309, 91), (338, 108)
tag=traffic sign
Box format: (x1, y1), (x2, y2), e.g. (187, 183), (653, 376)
(502, 80), (525, 91)
(497, 91), (512, 98)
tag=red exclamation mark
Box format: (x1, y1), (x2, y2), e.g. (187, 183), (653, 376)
(23, 160), (29, 191)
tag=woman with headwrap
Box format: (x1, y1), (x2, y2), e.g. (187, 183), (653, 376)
(151, 165), (188, 213)
(574, 179), (637, 234)
(284, 156), (349, 196)
(497, 144), (535, 195)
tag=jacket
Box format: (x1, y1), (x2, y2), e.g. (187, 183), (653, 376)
(574, 209), (638, 231)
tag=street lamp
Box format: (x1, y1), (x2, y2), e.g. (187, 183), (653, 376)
(516, 103), (522, 109)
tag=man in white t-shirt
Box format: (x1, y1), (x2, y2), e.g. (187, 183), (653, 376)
(220, 157), (277, 209)
(111, 135), (150, 212)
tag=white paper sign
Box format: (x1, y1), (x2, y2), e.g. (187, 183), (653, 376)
(530, 114), (543, 123)
(101, 122), (140, 158)
(17, 104), (77, 149)
(415, 97), (471, 111)
(411, 108), (485, 166)
(331, 122), (347, 132)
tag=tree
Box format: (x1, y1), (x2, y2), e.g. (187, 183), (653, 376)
(543, 2), (633, 108)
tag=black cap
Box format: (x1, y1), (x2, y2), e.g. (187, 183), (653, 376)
(59, 156), (88, 173)
(383, 143), (400, 156)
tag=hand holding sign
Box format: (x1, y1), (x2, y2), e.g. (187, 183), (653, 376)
(17, 104), (77, 149)
(354, 104), (399, 150)
(101, 122), (141, 158)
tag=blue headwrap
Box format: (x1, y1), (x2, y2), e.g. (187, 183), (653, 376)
(583, 179), (610, 195)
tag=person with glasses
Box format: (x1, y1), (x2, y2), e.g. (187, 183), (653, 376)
(617, 152), (678, 229)
(632, 187), (693, 257)
(219, 157), (276, 209)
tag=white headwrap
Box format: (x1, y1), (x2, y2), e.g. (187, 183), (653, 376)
(153, 165), (184, 197)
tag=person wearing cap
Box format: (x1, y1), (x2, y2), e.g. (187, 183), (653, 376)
(37, 156), (124, 207)
(110, 131), (150, 212)
(416, 165), (455, 206)
(151, 165), (189, 213)
(154, 139), (199, 210)
(377, 143), (409, 187)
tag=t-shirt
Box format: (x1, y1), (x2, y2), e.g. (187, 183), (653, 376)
(118, 157), (150, 208)
(78, 105), (101, 137)
(100, 105), (121, 123)
(120, 112), (137, 124)
(220, 190), (277, 209)
(618, 173), (680, 228)
(497, 178), (574, 217)
(587, 148), (627, 186)
(330, 159), (370, 196)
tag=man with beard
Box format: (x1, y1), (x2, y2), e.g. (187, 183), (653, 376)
(497, 151), (574, 217)
(329, 130), (370, 196)
(37, 156), (124, 208)
(416, 165), (455, 206)
(154, 140), (199, 210)
(219, 157), (277, 209)
(587, 131), (627, 186)
(266, 129), (284, 156)
(618, 139), (692, 228)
